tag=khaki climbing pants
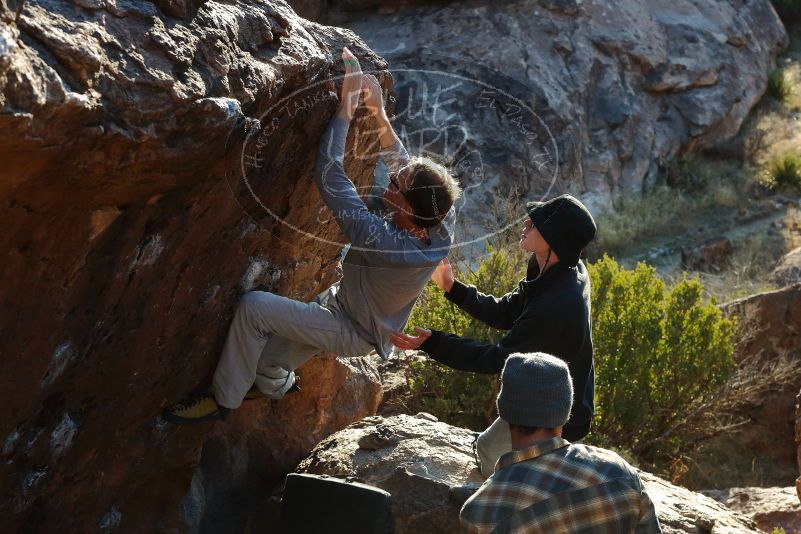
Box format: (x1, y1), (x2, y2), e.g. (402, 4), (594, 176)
(212, 285), (374, 409)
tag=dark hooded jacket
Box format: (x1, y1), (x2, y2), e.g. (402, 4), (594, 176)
(419, 255), (594, 435)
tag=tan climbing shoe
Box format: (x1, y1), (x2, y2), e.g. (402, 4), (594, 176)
(162, 393), (229, 424)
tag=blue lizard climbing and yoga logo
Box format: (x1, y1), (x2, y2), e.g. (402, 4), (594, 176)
(230, 59), (559, 255)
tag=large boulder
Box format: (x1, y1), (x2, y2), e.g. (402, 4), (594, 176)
(297, 413), (761, 533)
(797, 389), (801, 505)
(0, 1), (390, 530)
(185, 354), (382, 533)
(771, 246), (801, 287)
(300, 413), (484, 533)
(702, 486), (801, 533)
(335, 0), (787, 219)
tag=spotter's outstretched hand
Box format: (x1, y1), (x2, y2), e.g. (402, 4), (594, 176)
(390, 327), (432, 351)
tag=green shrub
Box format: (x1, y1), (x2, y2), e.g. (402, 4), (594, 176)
(766, 153), (801, 192)
(405, 252), (736, 462)
(405, 246), (525, 430)
(589, 256), (736, 458)
(767, 68), (792, 102)
(405, 357), (500, 430)
(772, 528), (787, 534)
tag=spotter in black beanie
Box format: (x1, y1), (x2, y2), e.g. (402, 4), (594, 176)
(525, 194), (597, 267)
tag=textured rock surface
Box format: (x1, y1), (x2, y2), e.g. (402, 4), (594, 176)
(298, 413), (484, 534)
(797, 389), (801, 505)
(703, 486), (801, 534)
(772, 246), (801, 287)
(0, 0), (792, 530)
(639, 472), (760, 534)
(373, 352), (422, 418)
(185, 354), (382, 534)
(0, 1), (390, 531)
(680, 236), (734, 272)
(297, 413), (760, 533)
(336, 0), (788, 216)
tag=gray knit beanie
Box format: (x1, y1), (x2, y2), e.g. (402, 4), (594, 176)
(497, 353), (574, 429)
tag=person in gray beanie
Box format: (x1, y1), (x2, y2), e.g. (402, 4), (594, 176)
(391, 194), (596, 477)
(460, 352), (662, 534)
(496, 353), (573, 430)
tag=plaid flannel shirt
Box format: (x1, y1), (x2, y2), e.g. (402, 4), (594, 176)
(460, 437), (662, 534)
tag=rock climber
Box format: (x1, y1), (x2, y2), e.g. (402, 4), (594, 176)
(163, 47), (460, 423)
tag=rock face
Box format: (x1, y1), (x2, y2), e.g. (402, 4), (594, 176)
(0, 0), (791, 530)
(639, 472), (761, 534)
(675, 285), (801, 489)
(703, 486), (801, 534)
(721, 285), (801, 480)
(0, 1), (390, 531)
(297, 414), (761, 533)
(185, 355), (382, 533)
(335, 0), (787, 217)
(797, 390), (801, 505)
(772, 246), (801, 287)
(299, 413), (484, 533)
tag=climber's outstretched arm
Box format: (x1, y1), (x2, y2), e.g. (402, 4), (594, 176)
(335, 47), (363, 123)
(362, 74), (410, 172)
(314, 48), (398, 250)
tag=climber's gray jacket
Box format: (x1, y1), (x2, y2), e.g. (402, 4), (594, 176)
(314, 117), (454, 359)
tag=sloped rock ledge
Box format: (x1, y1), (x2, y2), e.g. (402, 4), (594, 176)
(297, 414), (761, 534)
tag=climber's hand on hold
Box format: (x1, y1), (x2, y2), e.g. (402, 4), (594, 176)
(337, 47), (363, 121)
(361, 74), (386, 119)
(362, 73), (398, 149)
(390, 327), (432, 351)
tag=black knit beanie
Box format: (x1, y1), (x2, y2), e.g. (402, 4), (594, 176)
(525, 194), (597, 267)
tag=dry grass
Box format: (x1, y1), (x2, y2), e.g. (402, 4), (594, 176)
(693, 234), (781, 302)
(589, 158), (746, 259)
(697, 206), (801, 302)
(590, 35), (801, 297)
(742, 29), (801, 169)
(763, 152), (801, 193)
(767, 67), (793, 103)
